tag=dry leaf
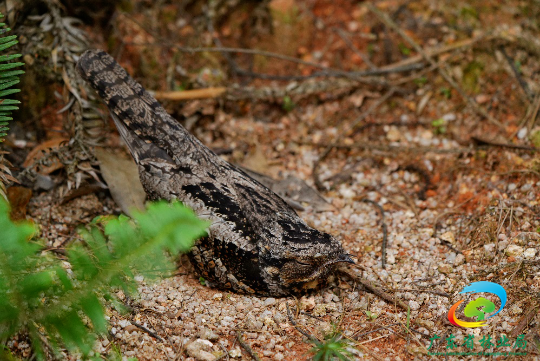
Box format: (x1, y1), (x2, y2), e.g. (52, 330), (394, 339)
(95, 148), (146, 216)
(242, 144), (269, 174)
(23, 138), (68, 174)
(7, 186), (33, 221)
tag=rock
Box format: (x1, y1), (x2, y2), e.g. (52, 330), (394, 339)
(229, 347), (242, 358)
(483, 243), (495, 255)
(199, 328), (219, 341)
(409, 300), (420, 310)
(442, 113), (456, 122)
(438, 264), (452, 274)
(300, 296), (315, 311)
(245, 315), (263, 330)
(454, 254), (465, 266)
(517, 127), (528, 140)
(186, 339), (216, 361)
(440, 231), (455, 244)
(505, 245), (524, 257)
(313, 304), (327, 317)
(118, 320), (131, 328)
(524, 248), (536, 259)
(386, 126), (401, 142)
(475, 94), (490, 104)
(264, 298), (276, 307)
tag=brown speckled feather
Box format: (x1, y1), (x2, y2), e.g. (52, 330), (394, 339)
(76, 49), (352, 296)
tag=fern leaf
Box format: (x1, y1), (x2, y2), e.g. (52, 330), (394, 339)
(0, 198), (208, 359)
(0, 13), (24, 201)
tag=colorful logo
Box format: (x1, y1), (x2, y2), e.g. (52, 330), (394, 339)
(448, 281), (507, 328)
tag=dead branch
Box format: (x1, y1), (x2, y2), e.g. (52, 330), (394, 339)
(236, 331), (262, 361)
(366, 3), (505, 130)
(338, 268), (409, 312)
(152, 87), (227, 100)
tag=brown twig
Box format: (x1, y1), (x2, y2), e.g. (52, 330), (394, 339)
(500, 46), (533, 102)
(366, 3), (504, 130)
(152, 87), (227, 100)
(338, 268), (409, 311)
(285, 304), (319, 342)
(313, 88), (397, 190)
(236, 331), (262, 361)
(471, 136), (539, 151)
(511, 304), (539, 338)
(353, 322), (400, 340)
(333, 27), (377, 69)
(131, 321), (164, 342)
(380, 35), (490, 71)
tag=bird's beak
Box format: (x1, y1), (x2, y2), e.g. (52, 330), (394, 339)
(336, 253), (355, 264)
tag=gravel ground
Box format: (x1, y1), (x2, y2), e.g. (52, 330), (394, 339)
(19, 105), (540, 360)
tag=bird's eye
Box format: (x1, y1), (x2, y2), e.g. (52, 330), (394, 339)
(294, 260), (311, 266)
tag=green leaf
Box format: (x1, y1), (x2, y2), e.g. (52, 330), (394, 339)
(0, 54), (21, 62)
(0, 40), (18, 52)
(0, 62), (24, 71)
(0, 70), (24, 78)
(80, 295), (107, 334)
(0, 89), (21, 98)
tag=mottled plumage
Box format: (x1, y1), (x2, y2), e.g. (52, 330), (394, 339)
(76, 49), (353, 296)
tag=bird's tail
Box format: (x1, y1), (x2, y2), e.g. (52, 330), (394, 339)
(76, 49), (198, 163)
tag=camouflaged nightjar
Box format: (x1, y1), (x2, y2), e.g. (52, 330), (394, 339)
(76, 49), (353, 296)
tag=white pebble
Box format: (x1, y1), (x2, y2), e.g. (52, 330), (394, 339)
(524, 248), (536, 259)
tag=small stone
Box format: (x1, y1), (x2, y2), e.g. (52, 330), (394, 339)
(124, 325), (139, 333)
(454, 254), (465, 266)
(505, 245), (524, 257)
(186, 339), (215, 361)
(498, 240), (509, 251)
(212, 293), (223, 300)
(245, 316), (263, 330)
(409, 300), (420, 310)
(323, 293), (334, 304)
(440, 231), (455, 244)
(263, 317), (276, 327)
(312, 304), (327, 317)
(264, 298), (276, 307)
(517, 127), (528, 140)
(118, 320), (131, 328)
(416, 319), (434, 330)
(339, 188), (355, 199)
(229, 347), (242, 358)
(199, 328), (219, 341)
(475, 94), (490, 104)
(274, 353), (285, 360)
(438, 264), (453, 274)
(442, 113), (456, 122)
(386, 126), (401, 142)
(300, 296), (315, 311)
(524, 248), (536, 259)
(484, 243), (495, 255)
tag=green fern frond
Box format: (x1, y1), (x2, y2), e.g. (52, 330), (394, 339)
(0, 14), (24, 203)
(0, 14), (24, 144)
(0, 198), (209, 359)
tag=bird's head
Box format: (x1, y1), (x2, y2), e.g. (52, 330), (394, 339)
(260, 224), (354, 294)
